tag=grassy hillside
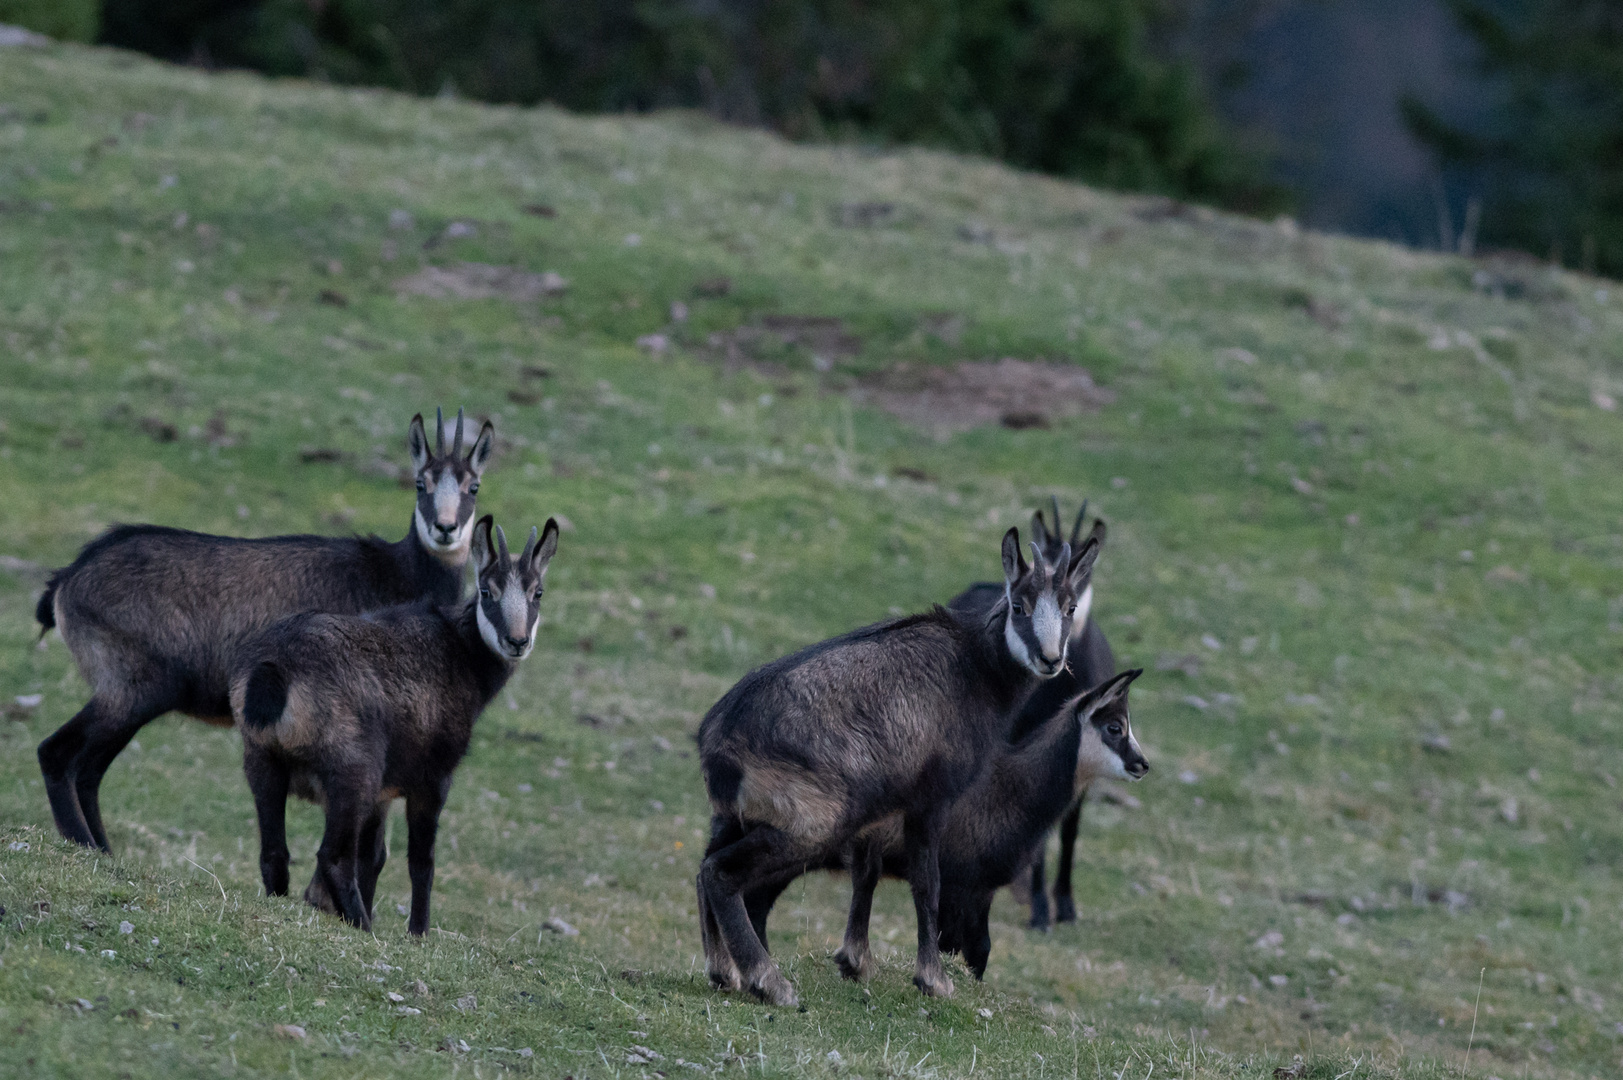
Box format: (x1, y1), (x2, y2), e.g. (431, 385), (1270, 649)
(2, 40), (1622, 1080)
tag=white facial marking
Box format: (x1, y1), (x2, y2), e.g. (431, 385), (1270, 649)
(416, 505), (477, 565)
(1069, 583), (1094, 642)
(1003, 585), (1035, 672)
(1032, 592), (1063, 662)
(433, 470), (461, 529)
(1076, 724), (1130, 782)
(499, 579), (534, 658)
(476, 597), (506, 657)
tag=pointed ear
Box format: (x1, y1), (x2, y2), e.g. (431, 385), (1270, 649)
(531, 518), (560, 579)
(1076, 668), (1141, 722)
(1086, 515), (1107, 547)
(1066, 535), (1100, 589)
(1030, 508), (1052, 552)
(468, 420), (496, 476)
(471, 515), (496, 576)
(408, 413), (430, 473)
(434, 406), (447, 456)
(1001, 527), (1026, 586)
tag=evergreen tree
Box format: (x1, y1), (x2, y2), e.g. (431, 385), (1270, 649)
(1403, 0), (1623, 273)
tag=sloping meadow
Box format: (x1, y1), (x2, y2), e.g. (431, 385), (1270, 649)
(0, 40), (1620, 1080)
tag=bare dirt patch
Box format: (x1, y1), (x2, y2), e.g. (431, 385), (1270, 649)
(854, 357), (1113, 435)
(704, 315), (864, 373)
(393, 263), (566, 302)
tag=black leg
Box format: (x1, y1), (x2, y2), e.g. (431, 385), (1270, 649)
(315, 782), (374, 930)
(964, 900), (994, 979)
(700, 814), (746, 990)
(697, 823), (817, 1005)
(356, 803), (390, 920)
(902, 814), (952, 998)
(743, 871), (797, 955)
(404, 781), (449, 936)
(1027, 847), (1051, 930)
(834, 840), (883, 981)
(243, 745), (292, 897)
(38, 694), (164, 851)
(1053, 791), (1085, 924)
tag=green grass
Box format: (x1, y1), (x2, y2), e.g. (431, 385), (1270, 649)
(2, 40), (1622, 1080)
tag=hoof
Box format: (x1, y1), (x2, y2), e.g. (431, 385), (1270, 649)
(707, 964), (742, 993)
(913, 969), (955, 999)
(833, 946), (872, 982)
(1027, 911), (1051, 932)
(746, 966), (798, 1007)
(1053, 896), (1077, 924)
(303, 875), (339, 916)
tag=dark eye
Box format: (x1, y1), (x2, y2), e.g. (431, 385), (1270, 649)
(1011, 601), (1025, 616)
(469, 482), (480, 495)
(416, 479), (427, 493)
(1106, 723), (1122, 737)
(479, 587), (491, 600)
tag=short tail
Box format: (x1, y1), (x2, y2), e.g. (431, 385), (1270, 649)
(34, 573), (61, 638)
(242, 662), (290, 730)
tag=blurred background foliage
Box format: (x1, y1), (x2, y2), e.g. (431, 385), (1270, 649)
(0, 0), (98, 41)
(2, 0), (1622, 275)
(88, 0), (1282, 212)
(1402, 0), (1623, 276)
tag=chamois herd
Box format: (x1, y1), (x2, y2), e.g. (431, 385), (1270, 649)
(32, 407), (1149, 1006)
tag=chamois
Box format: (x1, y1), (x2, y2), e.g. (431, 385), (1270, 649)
(697, 527), (1099, 1005)
(34, 408), (494, 852)
(948, 498), (1115, 928)
(741, 669), (1147, 980)
(232, 515), (559, 934)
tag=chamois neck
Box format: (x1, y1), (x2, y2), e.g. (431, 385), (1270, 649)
(398, 511), (466, 604)
(453, 601), (518, 705)
(966, 599), (1044, 715)
(985, 709), (1084, 839)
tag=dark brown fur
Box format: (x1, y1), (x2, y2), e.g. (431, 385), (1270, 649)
(949, 497), (1115, 928)
(695, 527), (1098, 1005)
(742, 669), (1146, 979)
(233, 516), (557, 934)
(34, 409), (494, 853)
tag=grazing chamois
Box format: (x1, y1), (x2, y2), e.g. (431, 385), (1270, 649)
(34, 408), (494, 852)
(948, 498), (1114, 928)
(232, 515), (558, 934)
(697, 527), (1099, 1005)
(741, 668), (1147, 979)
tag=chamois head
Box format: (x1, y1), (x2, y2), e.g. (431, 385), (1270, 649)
(1000, 526), (1100, 678)
(1072, 669), (1148, 781)
(472, 515), (560, 662)
(408, 407), (496, 562)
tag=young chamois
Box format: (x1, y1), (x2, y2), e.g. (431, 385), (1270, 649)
(948, 498), (1115, 928)
(231, 515), (558, 934)
(35, 408), (494, 852)
(697, 527), (1099, 1005)
(740, 668), (1147, 979)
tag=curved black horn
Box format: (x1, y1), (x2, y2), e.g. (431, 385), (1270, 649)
(452, 407), (466, 457)
(1049, 496), (1062, 540)
(494, 524), (510, 563)
(1070, 498), (1089, 547)
(519, 525), (538, 565)
(434, 406), (446, 456)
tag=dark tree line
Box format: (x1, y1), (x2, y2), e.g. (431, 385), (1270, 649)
(1405, 0), (1623, 275)
(94, 0), (1281, 211)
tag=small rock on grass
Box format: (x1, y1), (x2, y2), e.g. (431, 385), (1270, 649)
(542, 916), (579, 936)
(274, 1024), (307, 1040)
